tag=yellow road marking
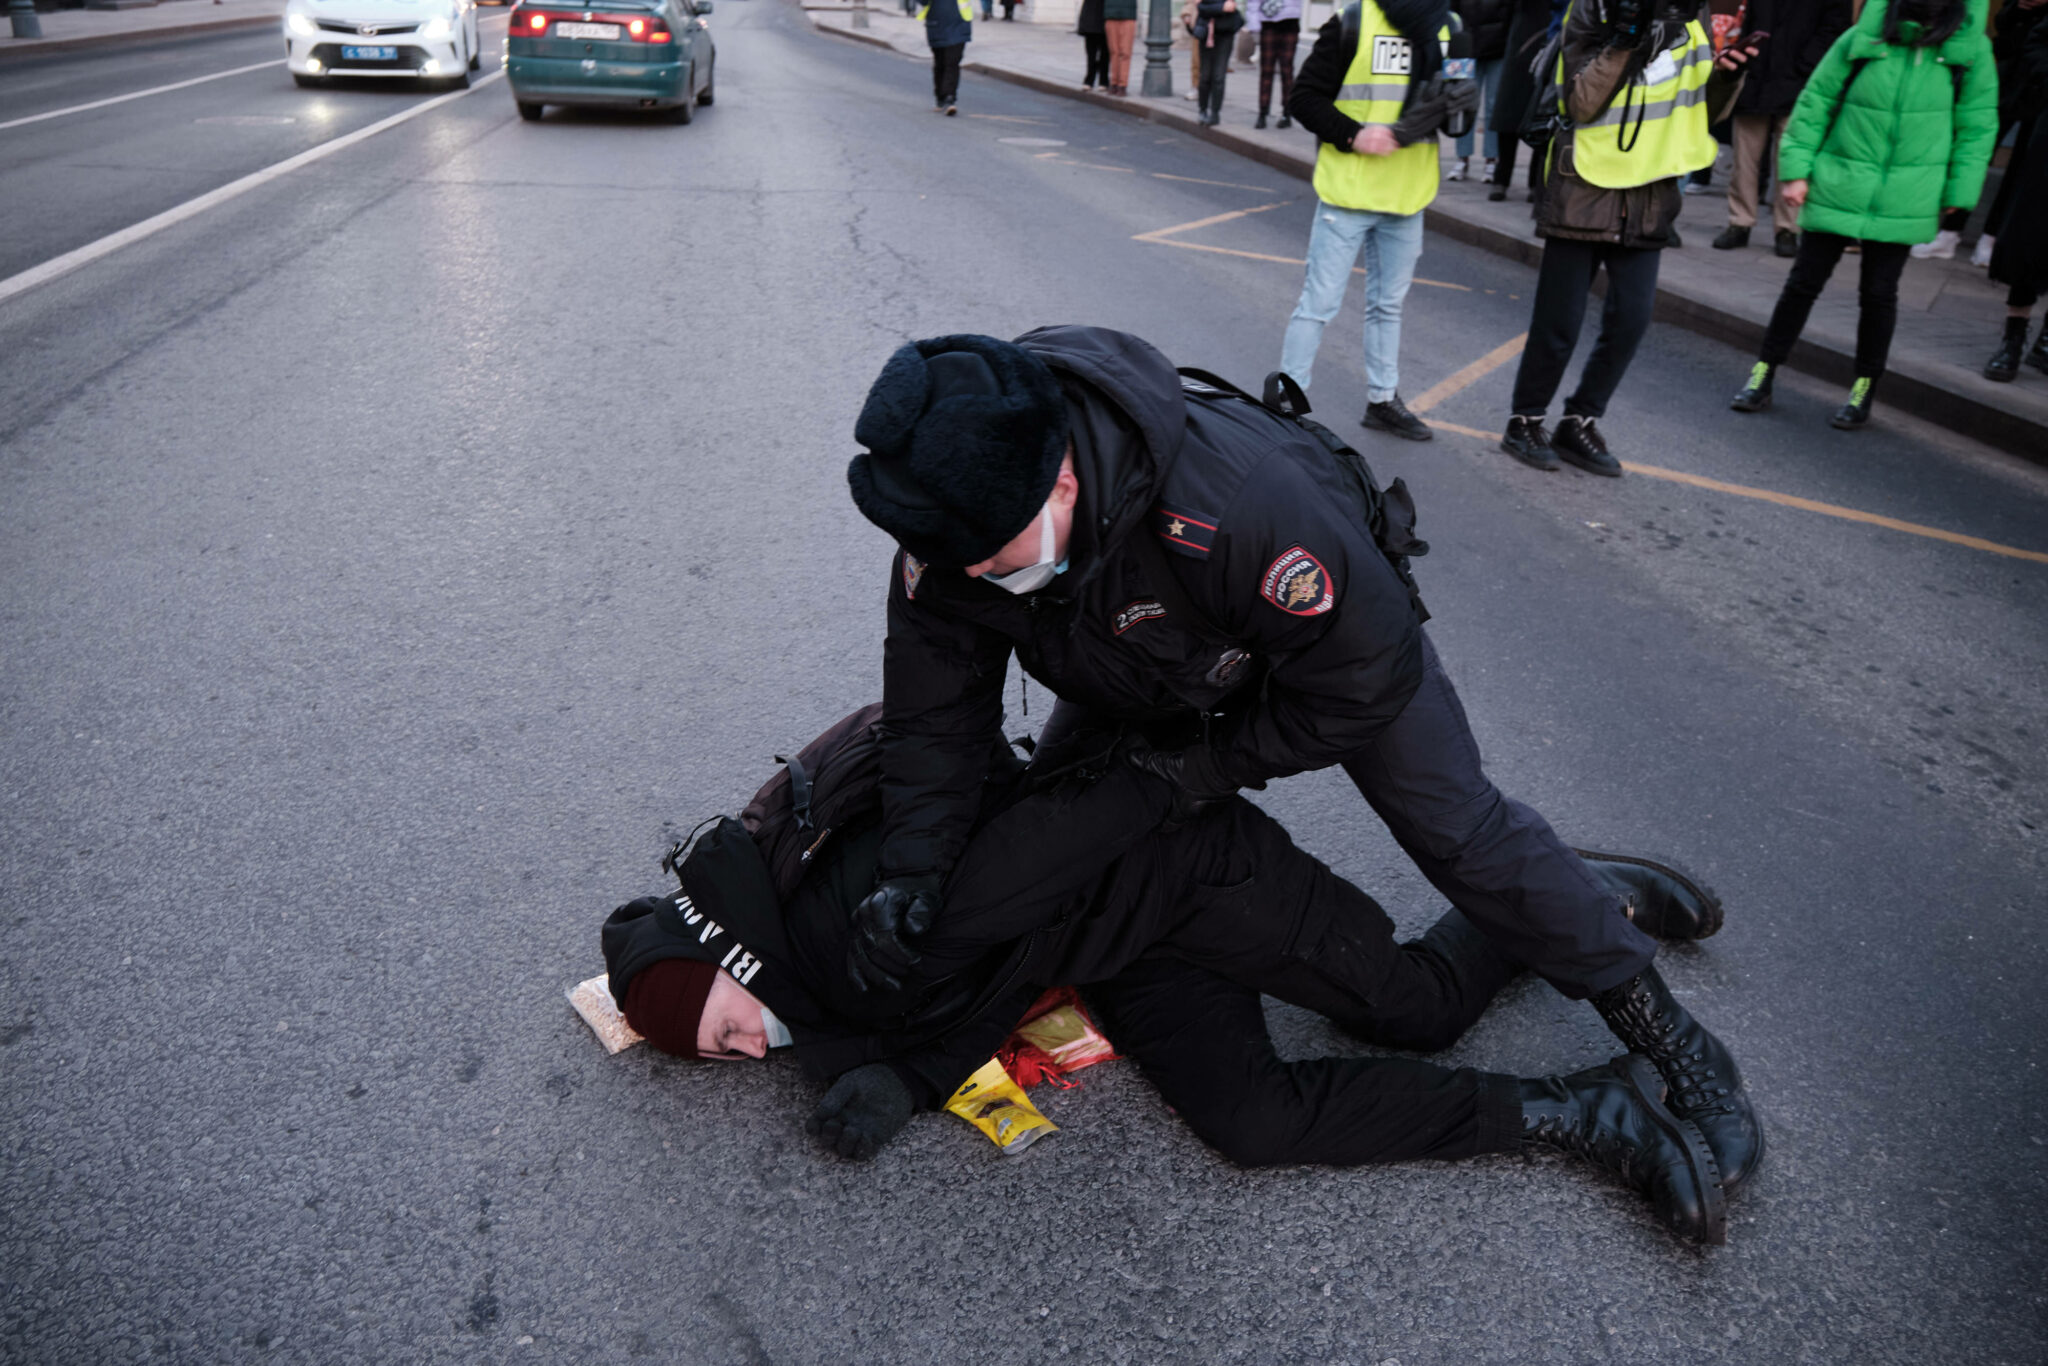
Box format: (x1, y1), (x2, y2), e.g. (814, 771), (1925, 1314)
(1409, 333), (1526, 412)
(967, 113), (1054, 123)
(1132, 201), (1296, 240)
(1144, 238), (1309, 267)
(1420, 419), (2048, 565)
(1151, 172), (1279, 192)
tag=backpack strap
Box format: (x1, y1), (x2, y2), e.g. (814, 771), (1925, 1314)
(1341, 0), (1361, 66)
(771, 752), (815, 830)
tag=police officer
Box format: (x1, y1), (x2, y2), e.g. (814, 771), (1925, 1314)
(1498, 0), (1757, 475)
(842, 325), (1764, 1202)
(1282, 0), (1480, 440)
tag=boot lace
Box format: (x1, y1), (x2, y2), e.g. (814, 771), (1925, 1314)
(1610, 982), (1731, 1117)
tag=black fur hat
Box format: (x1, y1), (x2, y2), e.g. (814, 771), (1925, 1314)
(847, 334), (1070, 568)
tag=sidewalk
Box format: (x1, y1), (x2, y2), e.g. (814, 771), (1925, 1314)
(0, 0), (284, 59)
(808, 3), (2048, 463)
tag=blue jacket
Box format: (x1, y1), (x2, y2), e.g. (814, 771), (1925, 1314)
(923, 0), (972, 47)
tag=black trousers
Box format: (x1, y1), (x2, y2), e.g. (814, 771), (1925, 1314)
(1759, 230), (1912, 380)
(930, 43), (963, 107)
(1198, 40), (1231, 116)
(1037, 633), (1654, 1004)
(1081, 31), (1109, 88)
(1077, 798), (1526, 1167)
(1510, 237), (1662, 419)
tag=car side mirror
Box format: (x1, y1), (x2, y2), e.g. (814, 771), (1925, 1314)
(696, 1), (711, 12)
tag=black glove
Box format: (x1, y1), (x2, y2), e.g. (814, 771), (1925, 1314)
(806, 1063), (914, 1160)
(1444, 79), (1481, 119)
(1120, 736), (1237, 823)
(846, 874), (942, 993)
(1390, 76), (1456, 145)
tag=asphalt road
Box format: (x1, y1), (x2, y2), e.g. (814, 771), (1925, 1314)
(2, 4), (2045, 1362)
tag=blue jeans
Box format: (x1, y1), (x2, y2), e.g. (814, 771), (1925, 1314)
(1280, 200), (1425, 405)
(1458, 57), (1505, 160)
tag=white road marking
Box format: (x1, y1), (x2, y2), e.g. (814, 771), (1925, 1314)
(0, 70), (503, 308)
(0, 59), (288, 133)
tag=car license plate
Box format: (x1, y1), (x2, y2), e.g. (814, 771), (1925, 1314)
(555, 21), (620, 38)
(341, 44), (398, 59)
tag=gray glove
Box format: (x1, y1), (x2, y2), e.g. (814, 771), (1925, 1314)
(806, 1063), (914, 1160)
(1391, 75), (1457, 145)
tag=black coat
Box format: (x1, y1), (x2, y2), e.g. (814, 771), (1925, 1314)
(876, 326), (1425, 885)
(1455, 0), (1514, 61)
(1732, 0), (1854, 116)
(1077, 0), (1105, 35)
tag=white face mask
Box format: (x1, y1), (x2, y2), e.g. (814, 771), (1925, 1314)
(982, 502), (1063, 595)
(760, 1006), (792, 1050)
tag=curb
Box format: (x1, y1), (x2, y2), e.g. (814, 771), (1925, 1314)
(816, 14), (2046, 462)
(0, 13), (280, 59)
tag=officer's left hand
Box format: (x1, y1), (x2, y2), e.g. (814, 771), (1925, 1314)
(1121, 736), (1238, 823)
(846, 874), (943, 993)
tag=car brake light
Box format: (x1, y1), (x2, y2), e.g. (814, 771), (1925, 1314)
(628, 16), (643, 33)
(526, 11), (547, 29)
(647, 26), (672, 39)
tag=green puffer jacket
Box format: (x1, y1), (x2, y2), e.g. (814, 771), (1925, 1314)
(1776, 0), (1999, 243)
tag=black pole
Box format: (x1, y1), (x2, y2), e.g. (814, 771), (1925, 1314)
(1141, 0), (1172, 95)
(10, 0), (44, 40)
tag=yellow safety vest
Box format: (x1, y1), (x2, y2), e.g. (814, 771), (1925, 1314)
(1311, 1), (1451, 217)
(1564, 17), (1718, 189)
(916, 0), (973, 20)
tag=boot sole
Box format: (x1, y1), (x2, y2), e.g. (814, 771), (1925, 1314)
(1618, 1053), (1729, 1245)
(1729, 394), (1771, 412)
(1829, 413), (1869, 431)
(1363, 414), (1434, 441)
(1573, 848), (1725, 939)
(1499, 439), (1559, 471)
(1556, 447), (1622, 477)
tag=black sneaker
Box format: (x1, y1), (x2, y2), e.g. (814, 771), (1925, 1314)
(1830, 376), (1875, 429)
(1774, 229), (1799, 258)
(1500, 415), (1558, 470)
(1553, 415), (1622, 477)
(1487, 185), (1507, 202)
(1711, 225), (1750, 250)
(1361, 394), (1433, 441)
(1730, 361), (1775, 412)
(1255, 111), (1268, 129)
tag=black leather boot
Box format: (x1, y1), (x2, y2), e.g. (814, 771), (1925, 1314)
(1500, 415), (1558, 470)
(1730, 361), (1774, 412)
(1985, 318), (2026, 382)
(1255, 110), (1268, 129)
(1592, 963), (1763, 1196)
(1574, 850), (1724, 940)
(1521, 1055), (1728, 1245)
(1362, 392), (1433, 441)
(1830, 376), (1875, 429)
(1552, 415), (1621, 476)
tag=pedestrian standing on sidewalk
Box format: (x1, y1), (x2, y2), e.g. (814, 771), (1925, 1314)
(1969, 0), (2047, 267)
(921, 0), (973, 113)
(1729, 0), (1998, 430)
(1281, 0), (1481, 437)
(1247, 0), (1304, 127)
(1710, 0), (1854, 257)
(1105, 0), (1139, 93)
(1499, 0), (1753, 477)
(1450, 0), (1513, 178)
(1195, 0), (1247, 124)
(1985, 9), (2048, 378)
(1487, 0), (1563, 199)
(1079, 0), (1111, 89)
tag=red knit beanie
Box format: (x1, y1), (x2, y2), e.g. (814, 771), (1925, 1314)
(623, 958), (719, 1059)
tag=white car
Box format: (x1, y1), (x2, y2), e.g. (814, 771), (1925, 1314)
(285, 0), (481, 87)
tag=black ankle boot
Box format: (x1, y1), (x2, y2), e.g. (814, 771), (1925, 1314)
(1731, 361), (1774, 412)
(1574, 850), (1724, 940)
(1255, 110), (1268, 129)
(1830, 375), (1876, 429)
(1592, 963), (1763, 1196)
(1521, 1055), (1728, 1244)
(1985, 318), (2027, 382)
(1277, 113), (1291, 128)
(1499, 415), (1557, 470)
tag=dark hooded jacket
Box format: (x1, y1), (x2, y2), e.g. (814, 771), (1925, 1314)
(1729, 0), (1854, 117)
(876, 325), (1426, 886)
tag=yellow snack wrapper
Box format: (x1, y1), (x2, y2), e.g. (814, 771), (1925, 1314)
(944, 1059), (1058, 1155)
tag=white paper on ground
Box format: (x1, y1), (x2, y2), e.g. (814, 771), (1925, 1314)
(567, 973), (644, 1055)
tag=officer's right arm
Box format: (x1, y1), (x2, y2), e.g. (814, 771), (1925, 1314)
(878, 549), (1012, 886)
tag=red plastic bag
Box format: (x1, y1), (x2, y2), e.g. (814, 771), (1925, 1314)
(997, 987), (1119, 1089)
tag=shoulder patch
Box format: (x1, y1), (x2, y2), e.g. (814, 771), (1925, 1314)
(1113, 599), (1167, 635)
(1154, 503), (1218, 558)
(901, 551), (926, 601)
(1260, 545), (1336, 616)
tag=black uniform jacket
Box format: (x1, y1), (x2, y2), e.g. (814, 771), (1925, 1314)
(878, 325), (1426, 884)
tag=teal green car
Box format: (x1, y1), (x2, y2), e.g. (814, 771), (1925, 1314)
(505, 0), (715, 121)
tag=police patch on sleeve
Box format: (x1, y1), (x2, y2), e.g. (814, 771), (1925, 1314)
(1260, 545), (1336, 616)
(901, 551), (926, 601)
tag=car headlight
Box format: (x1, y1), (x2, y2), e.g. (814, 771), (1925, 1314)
(286, 11), (317, 34)
(419, 13), (454, 38)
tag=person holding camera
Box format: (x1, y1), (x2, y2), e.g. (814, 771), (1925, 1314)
(1280, 0), (1483, 438)
(1499, 0), (1752, 476)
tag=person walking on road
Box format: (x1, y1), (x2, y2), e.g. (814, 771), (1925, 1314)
(1498, 0), (1752, 477)
(921, 0), (974, 113)
(1104, 0), (1139, 93)
(1246, 0), (1304, 129)
(1709, 0), (1854, 257)
(1984, 9), (2048, 380)
(1281, 0), (1482, 438)
(1079, 0), (1111, 90)
(1729, 0), (1998, 430)
(1194, 0), (1247, 125)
